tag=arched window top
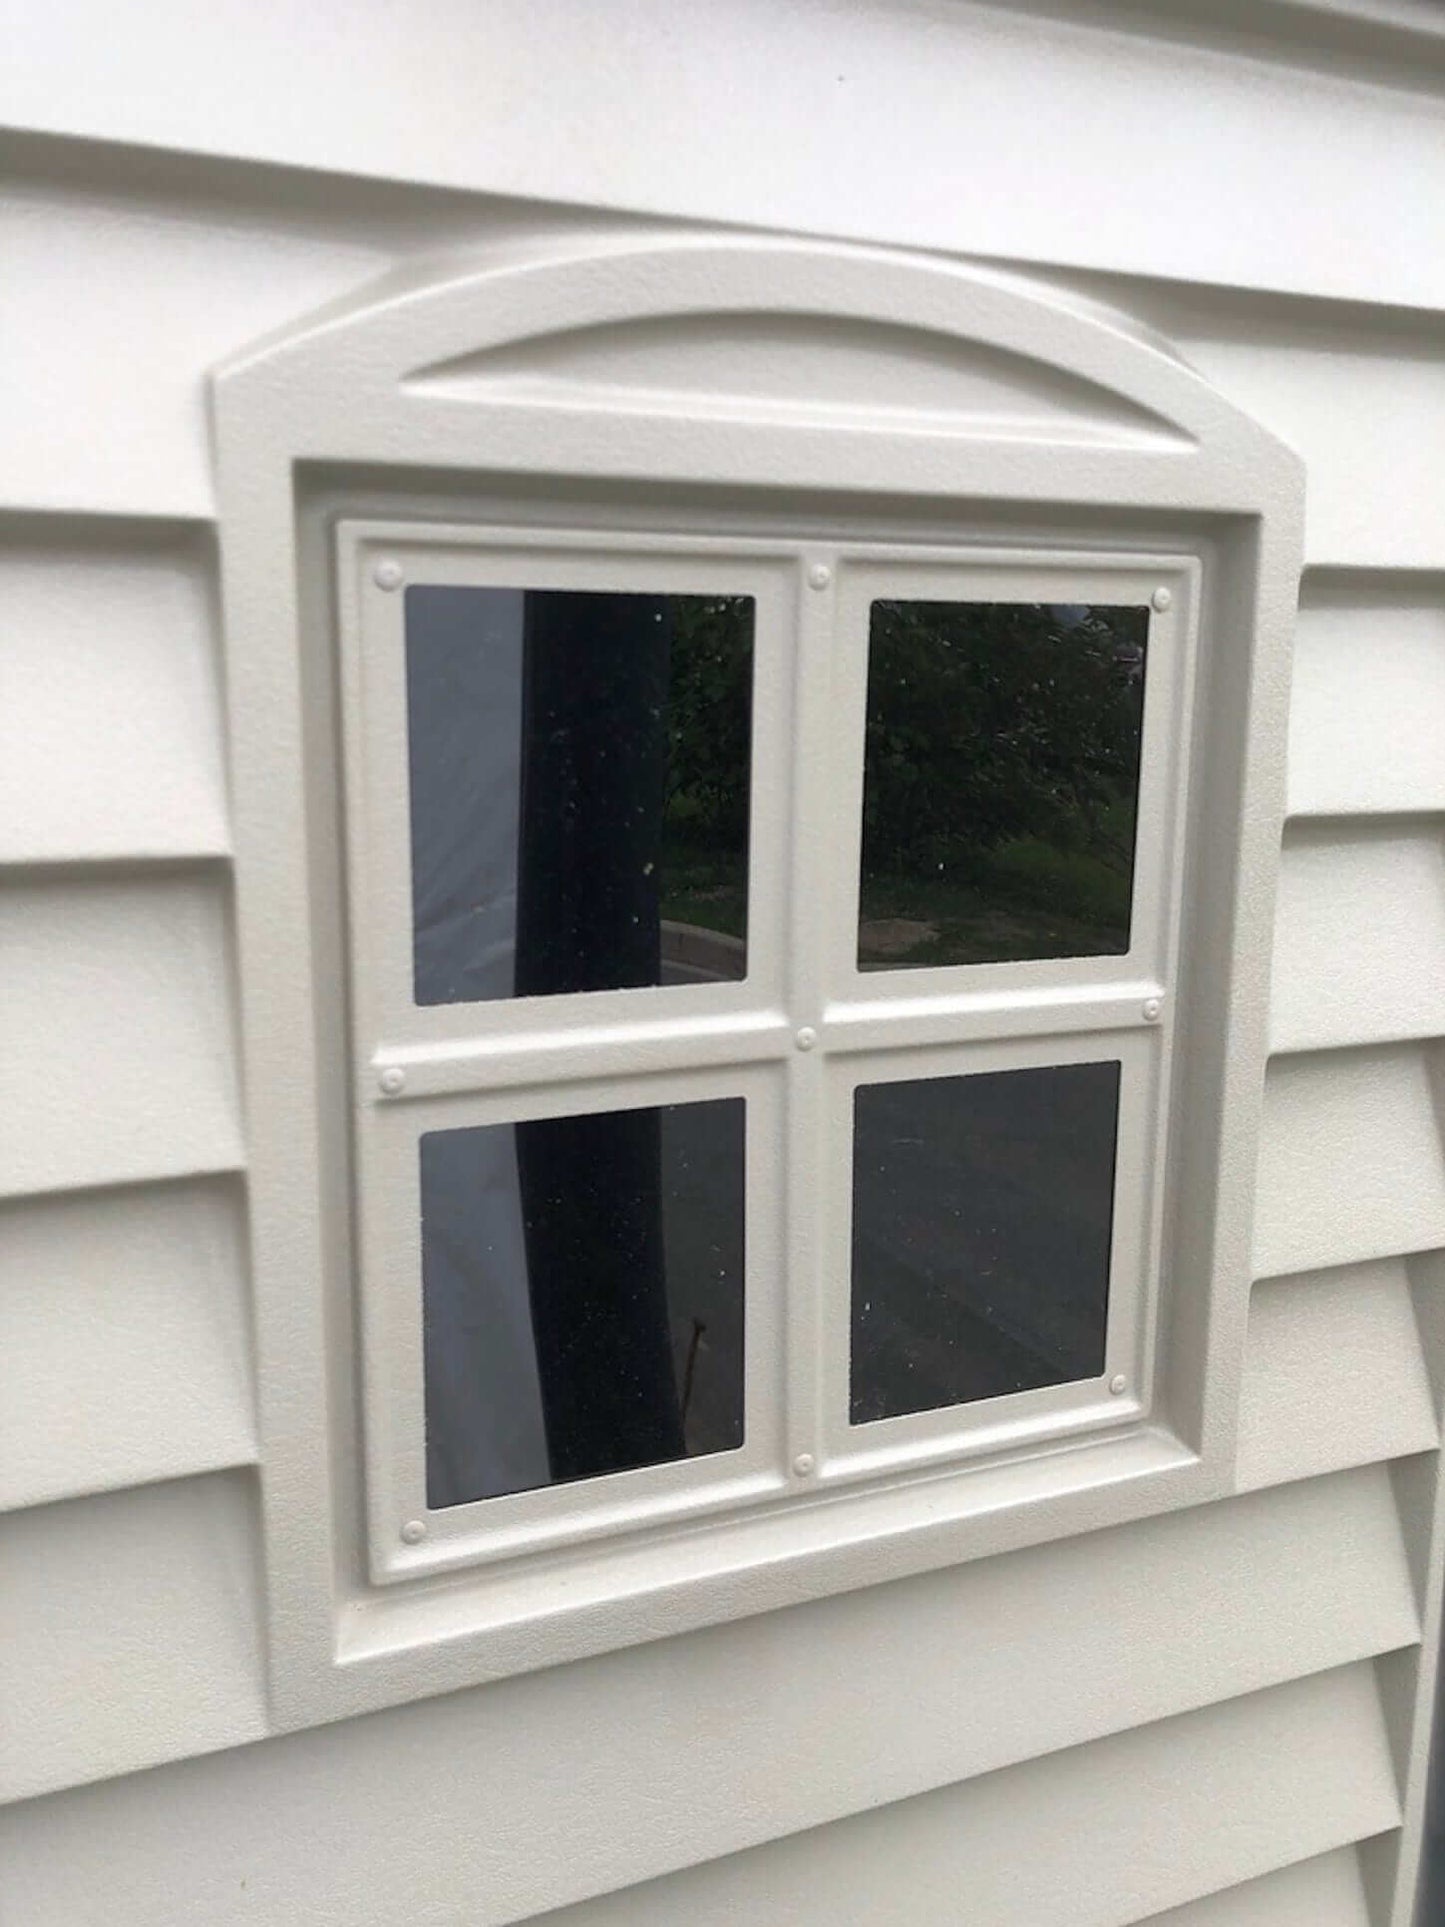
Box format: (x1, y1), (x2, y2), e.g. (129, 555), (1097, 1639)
(215, 233), (1300, 518)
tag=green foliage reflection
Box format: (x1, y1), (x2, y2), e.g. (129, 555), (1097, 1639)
(655, 595), (1149, 971)
(859, 601), (1147, 967)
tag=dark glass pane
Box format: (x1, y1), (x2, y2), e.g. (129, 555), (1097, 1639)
(850, 1062), (1119, 1423)
(421, 1098), (746, 1509)
(858, 601), (1148, 970)
(405, 587), (753, 1005)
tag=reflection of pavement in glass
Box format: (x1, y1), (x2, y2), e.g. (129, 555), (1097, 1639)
(858, 917), (939, 963)
(662, 1101), (747, 1458)
(659, 920), (747, 986)
(851, 1065), (1117, 1424)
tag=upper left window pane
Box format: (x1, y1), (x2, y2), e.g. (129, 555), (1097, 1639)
(405, 586), (755, 1004)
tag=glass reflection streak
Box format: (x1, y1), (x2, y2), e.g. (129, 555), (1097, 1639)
(404, 586), (754, 1005)
(421, 1098), (746, 1510)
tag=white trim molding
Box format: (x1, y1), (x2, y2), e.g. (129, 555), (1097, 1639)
(211, 231), (1304, 1728)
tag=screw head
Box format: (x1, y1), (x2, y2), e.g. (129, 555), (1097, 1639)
(1109, 1374), (1128, 1396)
(1151, 586), (1172, 612)
(807, 563), (832, 591)
(1142, 997), (1162, 1023)
(400, 1518), (427, 1545)
(378, 1065), (407, 1095)
(793, 1453), (816, 1477)
(795, 1026), (818, 1052)
(373, 558), (404, 591)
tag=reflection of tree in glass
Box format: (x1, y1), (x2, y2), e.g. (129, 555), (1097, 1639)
(658, 596), (754, 949)
(664, 596), (754, 851)
(860, 601), (1148, 966)
(865, 600), (1145, 871)
(646, 594), (1150, 968)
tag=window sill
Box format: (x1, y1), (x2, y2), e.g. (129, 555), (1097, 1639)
(310, 1421), (1210, 1724)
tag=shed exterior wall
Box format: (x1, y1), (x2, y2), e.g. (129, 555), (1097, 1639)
(4, 6), (1444, 1923)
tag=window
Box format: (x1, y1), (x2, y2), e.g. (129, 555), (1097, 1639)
(404, 587), (754, 1005)
(858, 600), (1148, 969)
(850, 1060), (1121, 1421)
(213, 233), (1300, 1718)
(342, 527), (1192, 1581)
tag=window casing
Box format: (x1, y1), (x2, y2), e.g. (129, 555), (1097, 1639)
(340, 522), (1197, 1585)
(211, 233), (1302, 1723)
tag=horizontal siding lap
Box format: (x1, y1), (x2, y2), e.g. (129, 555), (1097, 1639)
(0, 184), (387, 519)
(0, 1178), (256, 1512)
(1256, 558), (1445, 1926)
(526, 1668), (1398, 1927)
(1166, 336), (1445, 572)
(0, 1465), (1417, 1886)
(0, 1472), (267, 1805)
(5, 0), (1445, 309)
(2, 172), (1444, 580)
(0, 1666), (1401, 1927)
(1271, 822), (1445, 1054)
(1136, 1849), (1374, 1926)
(1238, 1260), (1438, 1495)
(0, 871), (244, 1199)
(0, 525), (229, 864)
(1254, 1046), (1445, 1280)
(1287, 587), (1445, 817)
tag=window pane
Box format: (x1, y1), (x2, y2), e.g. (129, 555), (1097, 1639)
(405, 587), (754, 1005)
(850, 1062), (1119, 1423)
(858, 601), (1148, 970)
(421, 1097), (746, 1509)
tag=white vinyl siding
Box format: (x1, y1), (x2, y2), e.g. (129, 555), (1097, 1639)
(3, 6), (1444, 1925)
(0, 873), (242, 1199)
(0, 527), (227, 863)
(0, 1176), (253, 1511)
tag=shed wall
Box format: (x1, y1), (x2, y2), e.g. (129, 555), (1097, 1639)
(4, 5), (1445, 1923)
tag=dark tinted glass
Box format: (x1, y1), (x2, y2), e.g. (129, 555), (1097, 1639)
(405, 587), (753, 1005)
(858, 601), (1148, 970)
(421, 1097), (746, 1509)
(851, 1062), (1119, 1423)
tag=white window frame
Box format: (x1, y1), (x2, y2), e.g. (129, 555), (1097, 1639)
(342, 521), (1196, 1587)
(211, 233), (1302, 1728)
